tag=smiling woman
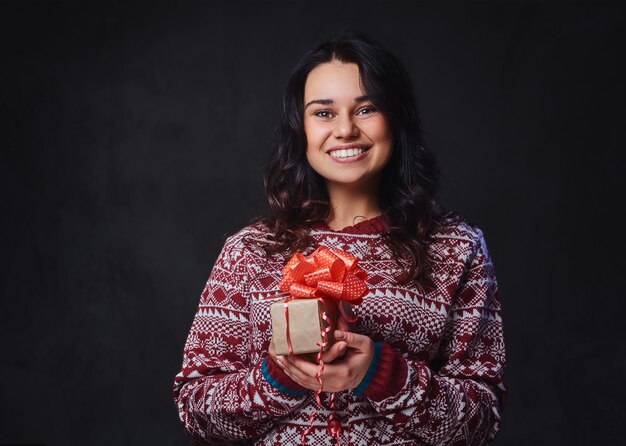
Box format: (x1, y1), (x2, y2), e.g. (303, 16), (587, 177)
(252, 31), (448, 277)
(173, 30), (506, 446)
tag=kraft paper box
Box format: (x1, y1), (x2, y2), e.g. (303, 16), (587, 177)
(270, 297), (338, 356)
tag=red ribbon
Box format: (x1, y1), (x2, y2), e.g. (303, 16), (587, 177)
(283, 301), (294, 355)
(277, 246), (368, 445)
(278, 246), (368, 305)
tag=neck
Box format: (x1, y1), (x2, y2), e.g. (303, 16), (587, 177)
(325, 179), (382, 231)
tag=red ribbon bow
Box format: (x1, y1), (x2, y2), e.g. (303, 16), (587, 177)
(277, 246), (368, 305)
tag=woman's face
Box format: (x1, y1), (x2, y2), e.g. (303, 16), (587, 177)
(303, 61), (393, 190)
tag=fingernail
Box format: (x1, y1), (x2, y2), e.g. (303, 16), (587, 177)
(335, 330), (345, 340)
(275, 358), (284, 368)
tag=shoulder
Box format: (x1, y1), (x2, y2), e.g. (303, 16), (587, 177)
(225, 219), (272, 246)
(428, 213), (489, 265)
(220, 220), (272, 256)
(217, 219), (288, 268)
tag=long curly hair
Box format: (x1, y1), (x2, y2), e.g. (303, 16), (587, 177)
(252, 30), (448, 283)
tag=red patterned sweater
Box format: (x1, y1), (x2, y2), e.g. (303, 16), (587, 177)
(172, 215), (506, 445)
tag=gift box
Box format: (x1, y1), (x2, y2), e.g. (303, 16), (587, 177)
(270, 296), (338, 356)
(270, 246), (368, 357)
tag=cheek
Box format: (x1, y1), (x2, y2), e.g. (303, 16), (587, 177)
(303, 121), (315, 147)
(304, 126), (326, 153)
(375, 119), (392, 143)
(377, 123), (393, 155)
(305, 146), (316, 165)
(370, 120), (393, 163)
(304, 133), (322, 165)
(363, 119), (392, 148)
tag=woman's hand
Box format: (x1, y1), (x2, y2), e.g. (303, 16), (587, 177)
(268, 313), (352, 366)
(269, 329), (375, 393)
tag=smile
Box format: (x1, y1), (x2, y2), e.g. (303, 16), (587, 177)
(326, 143), (373, 163)
(329, 148), (366, 159)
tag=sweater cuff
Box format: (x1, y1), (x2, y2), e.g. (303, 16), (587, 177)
(354, 342), (408, 402)
(261, 357), (309, 396)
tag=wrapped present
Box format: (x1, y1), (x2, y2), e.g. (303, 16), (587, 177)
(270, 246), (368, 356)
(270, 297), (337, 356)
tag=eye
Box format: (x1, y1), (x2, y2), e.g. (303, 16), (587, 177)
(356, 105), (377, 116)
(313, 110), (333, 119)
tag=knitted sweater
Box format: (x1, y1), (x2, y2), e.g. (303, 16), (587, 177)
(172, 215), (506, 445)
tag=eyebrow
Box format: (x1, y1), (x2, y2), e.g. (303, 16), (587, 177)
(304, 95), (371, 109)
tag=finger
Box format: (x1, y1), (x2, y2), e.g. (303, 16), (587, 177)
(272, 354), (289, 372)
(320, 341), (347, 363)
(287, 354), (326, 376)
(334, 330), (373, 351)
(281, 357), (322, 390)
(337, 315), (350, 332)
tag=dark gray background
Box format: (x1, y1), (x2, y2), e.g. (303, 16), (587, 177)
(1, 1), (624, 445)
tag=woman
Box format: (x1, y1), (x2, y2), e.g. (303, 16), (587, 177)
(173, 30), (506, 445)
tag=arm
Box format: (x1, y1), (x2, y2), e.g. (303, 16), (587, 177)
(358, 229), (506, 445)
(172, 235), (310, 444)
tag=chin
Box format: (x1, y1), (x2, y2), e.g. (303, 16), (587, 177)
(326, 175), (374, 187)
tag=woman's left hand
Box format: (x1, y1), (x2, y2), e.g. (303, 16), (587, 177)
(273, 330), (375, 393)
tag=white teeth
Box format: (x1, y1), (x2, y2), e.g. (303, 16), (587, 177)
(330, 148), (365, 159)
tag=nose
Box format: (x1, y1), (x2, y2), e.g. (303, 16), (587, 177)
(333, 113), (359, 139)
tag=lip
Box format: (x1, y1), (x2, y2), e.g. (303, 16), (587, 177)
(325, 144), (372, 163)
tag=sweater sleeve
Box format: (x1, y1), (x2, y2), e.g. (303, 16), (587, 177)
(172, 234), (310, 443)
(356, 228), (506, 445)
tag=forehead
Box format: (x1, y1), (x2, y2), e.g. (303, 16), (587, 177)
(304, 61), (363, 100)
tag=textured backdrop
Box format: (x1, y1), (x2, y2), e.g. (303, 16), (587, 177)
(1, 1), (624, 445)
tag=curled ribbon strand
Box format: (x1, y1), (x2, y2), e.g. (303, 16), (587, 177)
(301, 302), (333, 444)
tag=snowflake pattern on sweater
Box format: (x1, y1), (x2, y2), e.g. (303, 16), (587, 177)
(172, 215), (506, 445)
